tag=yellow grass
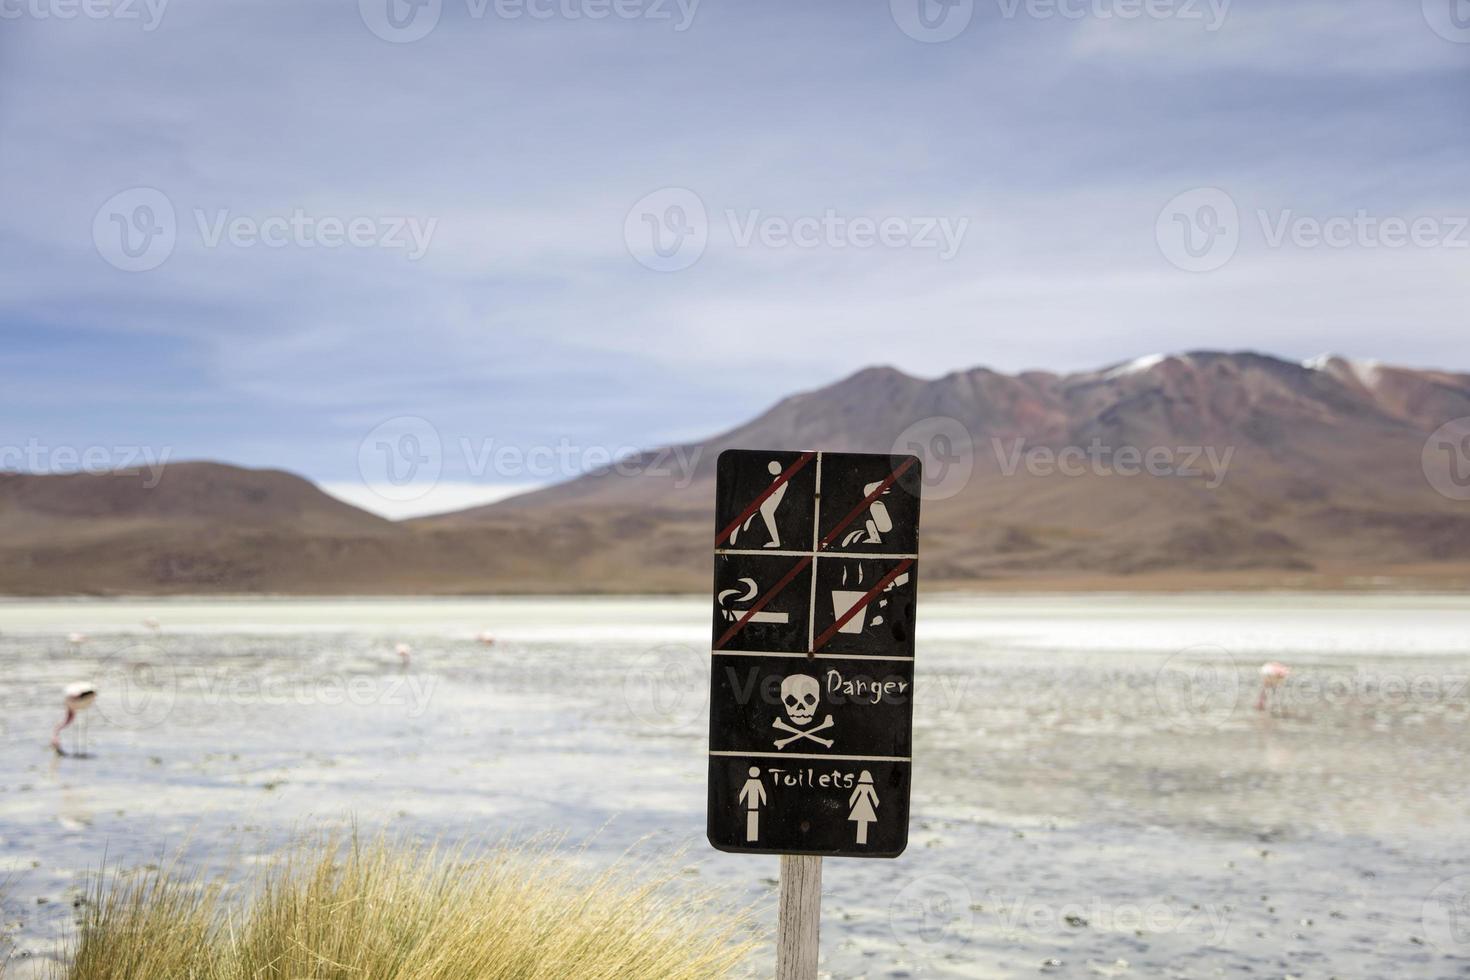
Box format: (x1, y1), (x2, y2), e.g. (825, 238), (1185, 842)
(61, 838), (758, 980)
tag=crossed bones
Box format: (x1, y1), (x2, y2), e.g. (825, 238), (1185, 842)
(772, 714), (835, 749)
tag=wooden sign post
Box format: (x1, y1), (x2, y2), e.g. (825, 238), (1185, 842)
(706, 449), (923, 978)
(776, 854), (823, 980)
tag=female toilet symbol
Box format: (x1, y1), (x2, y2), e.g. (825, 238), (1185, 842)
(848, 770), (879, 844)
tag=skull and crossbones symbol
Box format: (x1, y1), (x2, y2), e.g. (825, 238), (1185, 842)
(773, 674), (835, 749)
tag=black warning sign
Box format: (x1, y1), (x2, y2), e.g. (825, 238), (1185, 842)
(707, 449), (921, 858)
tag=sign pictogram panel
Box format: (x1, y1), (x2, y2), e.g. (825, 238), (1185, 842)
(707, 449), (921, 858)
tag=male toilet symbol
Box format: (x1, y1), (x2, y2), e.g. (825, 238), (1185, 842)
(848, 770), (879, 844)
(738, 767), (767, 842)
(773, 674), (835, 749)
(728, 459), (788, 548)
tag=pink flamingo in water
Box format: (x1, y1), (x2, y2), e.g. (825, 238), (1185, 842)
(395, 643), (413, 666)
(1256, 662), (1291, 712)
(51, 682), (98, 756)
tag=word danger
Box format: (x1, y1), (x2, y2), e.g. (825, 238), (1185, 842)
(722, 667), (911, 706)
(826, 669), (909, 705)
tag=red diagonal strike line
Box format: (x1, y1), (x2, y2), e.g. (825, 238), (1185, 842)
(712, 454), (916, 652)
(715, 451), (816, 548)
(811, 557), (915, 653)
(713, 554), (813, 651)
(817, 455), (918, 551)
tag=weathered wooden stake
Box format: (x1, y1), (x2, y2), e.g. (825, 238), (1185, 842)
(775, 854), (822, 980)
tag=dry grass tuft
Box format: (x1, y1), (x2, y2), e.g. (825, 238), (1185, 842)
(61, 837), (757, 980)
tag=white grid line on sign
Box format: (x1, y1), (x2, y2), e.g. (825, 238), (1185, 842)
(715, 548), (919, 560)
(711, 650), (915, 662)
(806, 451), (823, 654)
(709, 751), (912, 762)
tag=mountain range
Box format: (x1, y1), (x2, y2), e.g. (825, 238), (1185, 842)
(4, 351), (1469, 595)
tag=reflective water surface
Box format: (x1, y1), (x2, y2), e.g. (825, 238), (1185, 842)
(2, 594), (1468, 978)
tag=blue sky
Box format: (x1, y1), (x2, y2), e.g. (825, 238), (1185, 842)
(2, 0), (1467, 516)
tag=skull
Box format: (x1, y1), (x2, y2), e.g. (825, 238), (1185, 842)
(781, 674), (820, 726)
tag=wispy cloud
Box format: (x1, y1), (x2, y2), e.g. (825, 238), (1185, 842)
(1, 0), (1466, 483)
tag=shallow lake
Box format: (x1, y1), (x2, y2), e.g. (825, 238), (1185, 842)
(2, 594), (1469, 978)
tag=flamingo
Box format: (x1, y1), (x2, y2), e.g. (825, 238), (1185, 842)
(1257, 661), (1291, 712)
(67, 632), (88, 647)
(143, 617), (161, 631)
(51, 682), (98, 756)
(395, 642), (413, 666)
(476, 630), (496, 647)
